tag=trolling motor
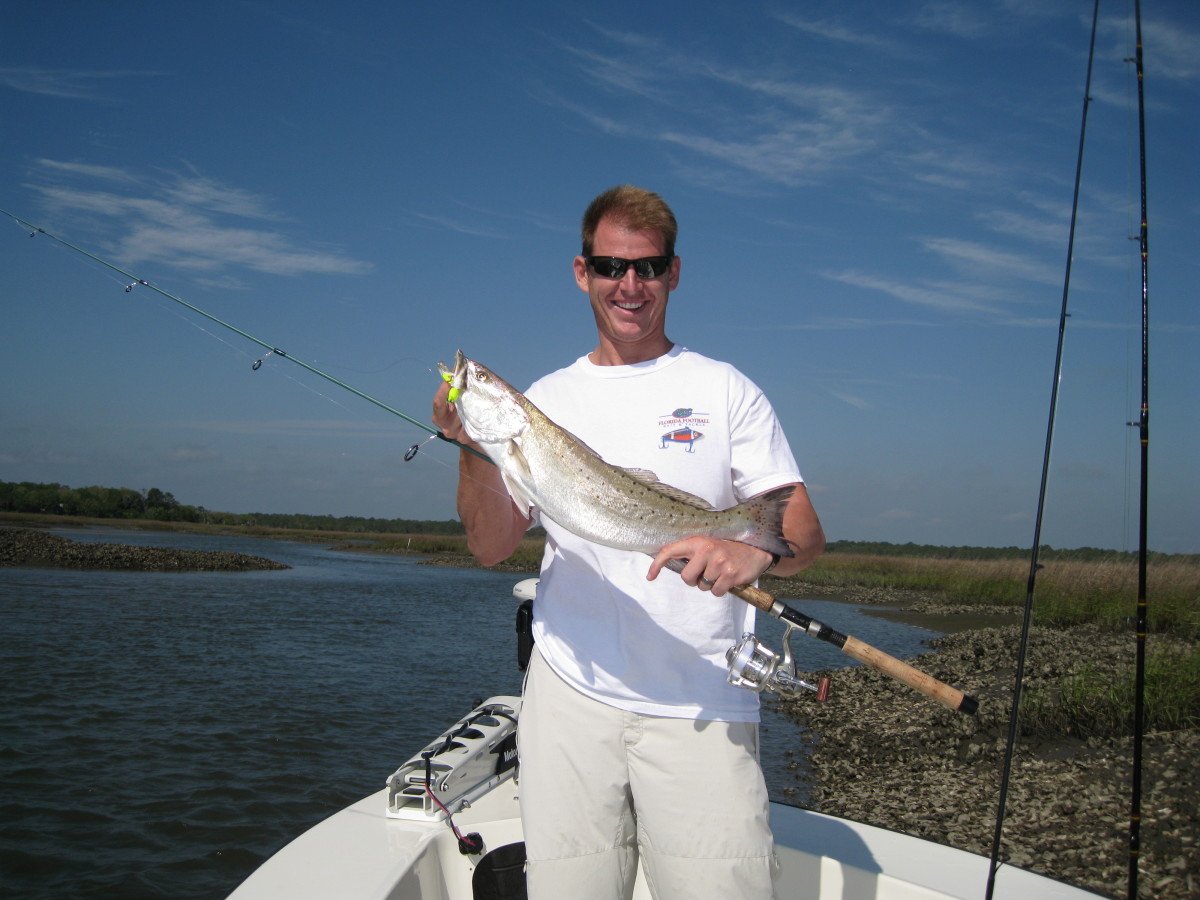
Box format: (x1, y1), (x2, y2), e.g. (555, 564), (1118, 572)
(726, 624), (831, 701)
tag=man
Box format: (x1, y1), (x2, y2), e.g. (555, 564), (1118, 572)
(432, 185), (824, 899)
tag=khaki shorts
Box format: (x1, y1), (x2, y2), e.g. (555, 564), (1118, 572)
(518, 647), (778, 900)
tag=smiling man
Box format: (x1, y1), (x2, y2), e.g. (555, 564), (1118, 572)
(433, 185), (824, 899)
(574, 195), (680, 366)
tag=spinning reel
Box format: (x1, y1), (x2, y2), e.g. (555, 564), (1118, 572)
(725, 623), (831, 701)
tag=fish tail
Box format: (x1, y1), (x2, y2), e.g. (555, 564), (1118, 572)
(738, 485), (796, 558)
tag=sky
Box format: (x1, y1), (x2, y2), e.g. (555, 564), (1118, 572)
(1, 0), (1196, 554)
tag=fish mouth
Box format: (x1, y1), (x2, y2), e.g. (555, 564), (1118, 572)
(437, 349), (468, 400)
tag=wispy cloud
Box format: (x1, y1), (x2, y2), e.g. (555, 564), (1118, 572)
(171, 418), (395, 438)
(976, 208), (1068, 245)
(0, 67), (162, 101)
(409, 212), (515, 240)
(26, 160), (371, 277)
(922, 237), (1062, 285)
(827, 388), (874, 410)
(909, 2), (991, 39)
(33, 159), (141, 183)
(773, 12), (911, 56)
(547, 27), (893, 187)
(822, 269), (1003, 315)
(1099, 16), (1200, 82)
(783, 316), (942, 331)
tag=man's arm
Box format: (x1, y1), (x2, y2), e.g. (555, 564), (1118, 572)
(432, 381), (532, 566)
(646, 483), (825, 597)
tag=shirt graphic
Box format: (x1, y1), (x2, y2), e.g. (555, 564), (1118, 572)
(658, 406), (708, 453)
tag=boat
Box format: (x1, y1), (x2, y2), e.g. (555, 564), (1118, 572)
(227, 581), (1106, 900)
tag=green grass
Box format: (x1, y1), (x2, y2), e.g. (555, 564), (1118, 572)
(781, 552), (1199, 639)
(1022, 644), (1200, 737)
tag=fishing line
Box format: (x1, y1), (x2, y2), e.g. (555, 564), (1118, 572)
(0, 207), (488, 462)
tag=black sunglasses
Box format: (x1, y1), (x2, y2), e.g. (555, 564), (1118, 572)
(585, 256), (674, 279)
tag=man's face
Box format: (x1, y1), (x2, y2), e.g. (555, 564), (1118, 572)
(574, 217), (681, 366)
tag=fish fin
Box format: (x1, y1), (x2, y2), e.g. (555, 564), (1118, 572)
(736, 485), (797, 558)
(620, 468), (719, 511)
(498, 439), (538, 514)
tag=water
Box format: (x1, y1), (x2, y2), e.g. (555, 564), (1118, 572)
(0, 528), (943, 899)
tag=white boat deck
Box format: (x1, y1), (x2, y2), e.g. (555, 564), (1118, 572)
(229, 781), (1103, 900)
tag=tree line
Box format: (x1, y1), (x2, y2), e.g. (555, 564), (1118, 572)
(0, 480), (466, 535)
(2, 480), (1188, 559)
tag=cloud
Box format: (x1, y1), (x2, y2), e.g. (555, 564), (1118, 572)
(773, 12), (912, 56)
(921, 237), (1062, 286)
(822, 269), (1002, 315)
(165, 444), (222, 463)
(909, 2), (991, 39)
(1099, 16), (1200, 83)
(783, 316), (941, 331)
(0, 67), (162, 101)
(27, 160), (372, 277)
(976, 209), (1068, 245)
(548, 27), (892, 187)
(33, 159), (141, 184)
(827, 388), (873, 410)
(172, 418), (395, 439)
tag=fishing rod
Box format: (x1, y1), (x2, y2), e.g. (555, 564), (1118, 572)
(1126, 1), (1150, 895)
(986, 2), (1099, 897)
(0, 207), (488, 462)
(660, 558), (978, 714)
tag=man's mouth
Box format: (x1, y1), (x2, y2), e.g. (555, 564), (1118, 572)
(615, 300), (646, 311)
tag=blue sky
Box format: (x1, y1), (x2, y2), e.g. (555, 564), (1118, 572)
(1, 1), (1196, 553)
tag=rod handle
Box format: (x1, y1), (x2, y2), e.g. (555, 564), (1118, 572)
(841, 635), (978, 715)
(729, 582), (775, 612)
(728, 583), (977, 715)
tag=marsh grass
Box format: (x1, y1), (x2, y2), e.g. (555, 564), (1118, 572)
(790, 551), (1198, 738)
(365, 538), (1200, 638)
(1022, 643), (1200, 737)
(791, 552), (1199, 638)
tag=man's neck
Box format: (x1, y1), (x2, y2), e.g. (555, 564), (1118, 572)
(589, 338), (674, 367)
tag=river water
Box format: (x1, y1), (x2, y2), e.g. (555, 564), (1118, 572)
(0, 528), (943, 899)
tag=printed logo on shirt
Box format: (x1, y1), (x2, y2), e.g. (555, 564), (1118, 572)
(658, 407), (709, 453)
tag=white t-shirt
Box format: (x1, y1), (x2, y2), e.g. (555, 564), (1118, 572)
(524, 346), (803, 722)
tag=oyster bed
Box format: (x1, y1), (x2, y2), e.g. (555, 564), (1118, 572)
(776, 622), (1198, 899)
(0, 527), (289, 571)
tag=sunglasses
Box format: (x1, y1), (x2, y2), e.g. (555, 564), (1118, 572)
(585, 256), (674, 279)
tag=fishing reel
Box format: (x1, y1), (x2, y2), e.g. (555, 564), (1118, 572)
(725, 624), (831, 701)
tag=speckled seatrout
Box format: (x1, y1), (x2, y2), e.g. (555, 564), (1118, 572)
(438, 350), (794, 558)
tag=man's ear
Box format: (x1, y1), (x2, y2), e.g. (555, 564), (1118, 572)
(573, 256), (590, 292)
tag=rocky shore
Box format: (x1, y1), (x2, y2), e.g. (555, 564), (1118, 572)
(0, 527), (289, 571)
(775, 622), (1198, 899)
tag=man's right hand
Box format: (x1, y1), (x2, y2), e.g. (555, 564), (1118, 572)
(432, 380), (471, 444)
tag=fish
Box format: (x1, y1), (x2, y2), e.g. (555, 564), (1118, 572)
(438, 350), (794, 559)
